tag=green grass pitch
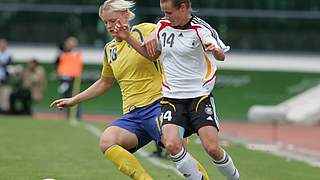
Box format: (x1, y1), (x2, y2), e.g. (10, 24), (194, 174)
(1, 116), (319, 180)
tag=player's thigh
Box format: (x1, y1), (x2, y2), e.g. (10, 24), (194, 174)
(161, 124), (181, 143)
(100, 126), (138, 150)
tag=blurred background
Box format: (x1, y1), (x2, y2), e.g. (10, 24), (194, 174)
(1, 0), (319, 51)
(0, 0), (319, 119)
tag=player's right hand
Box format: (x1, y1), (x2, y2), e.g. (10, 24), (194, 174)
(114, 19), (130, 40)
(50, 98), (75, 110)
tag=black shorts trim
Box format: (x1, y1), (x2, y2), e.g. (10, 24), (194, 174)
(160, 95), (220, 138)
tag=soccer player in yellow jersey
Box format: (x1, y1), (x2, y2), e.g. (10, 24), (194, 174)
(51, 0), (209, 180)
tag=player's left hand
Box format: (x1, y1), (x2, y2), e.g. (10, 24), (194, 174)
(205, 43), (225, 61)
(205, 43), (220, 53)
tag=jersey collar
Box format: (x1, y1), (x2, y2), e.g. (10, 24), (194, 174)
(173, 15), (194, 30)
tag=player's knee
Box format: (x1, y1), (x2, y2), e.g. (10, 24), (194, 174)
(99, 136), (115, 153)
(164, 139), (183, 155)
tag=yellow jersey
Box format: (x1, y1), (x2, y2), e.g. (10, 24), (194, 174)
(102, 23), (162, 114)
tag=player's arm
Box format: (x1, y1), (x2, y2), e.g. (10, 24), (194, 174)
(199, 24), (229, 61)
(50, 76), (115, 110)
(114, 20), (160, 61)
(127, 32), (161, 61)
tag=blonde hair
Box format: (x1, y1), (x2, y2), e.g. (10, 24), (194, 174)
(99, 0), (136, 21)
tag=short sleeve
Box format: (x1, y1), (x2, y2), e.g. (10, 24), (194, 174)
(155, 21), (163, 51)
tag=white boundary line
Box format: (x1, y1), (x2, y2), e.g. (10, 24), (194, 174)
(83, 123), (183, 177)
(194, 136), (320, 167)
(196, 134), (320, 168)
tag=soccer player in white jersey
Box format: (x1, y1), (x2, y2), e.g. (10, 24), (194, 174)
(114, 0), (240, 179)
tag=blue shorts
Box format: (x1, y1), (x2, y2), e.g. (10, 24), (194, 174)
(111, 100), (162, 153)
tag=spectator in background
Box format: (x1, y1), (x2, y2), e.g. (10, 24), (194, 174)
(9, 59), (46, 115)
(0, 38), (12, 113)
(56, 36), (83, 120)
(23, 59), (46, 102)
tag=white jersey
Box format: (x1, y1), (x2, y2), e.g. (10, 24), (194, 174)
(156, 16), (230, 99)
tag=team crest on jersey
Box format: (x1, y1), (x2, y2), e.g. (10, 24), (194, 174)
(205, 106), (213, 115)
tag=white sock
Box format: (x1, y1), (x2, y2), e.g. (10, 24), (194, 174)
(213, 149), (240, 180)
(171, 147), (203, 180)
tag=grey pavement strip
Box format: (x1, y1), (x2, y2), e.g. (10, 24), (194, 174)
(220, 133), (320, 168)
